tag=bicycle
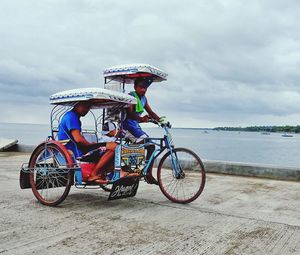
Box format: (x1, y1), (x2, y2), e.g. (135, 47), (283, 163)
(20, 64), (206, 206)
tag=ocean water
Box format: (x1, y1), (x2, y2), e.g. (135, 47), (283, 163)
(1, 122), (300, 167)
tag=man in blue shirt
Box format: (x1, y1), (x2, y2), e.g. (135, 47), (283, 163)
(58, 101), (117, 184)
(123, 77), (161, 185)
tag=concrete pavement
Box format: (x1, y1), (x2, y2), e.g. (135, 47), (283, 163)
(0, 152), (299, 254)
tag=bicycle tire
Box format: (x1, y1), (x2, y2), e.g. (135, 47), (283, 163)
(157, 147), (206, 204)
(29, 141), (73, 206)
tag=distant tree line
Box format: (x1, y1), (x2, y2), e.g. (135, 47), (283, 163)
(213, 126), (300, 133)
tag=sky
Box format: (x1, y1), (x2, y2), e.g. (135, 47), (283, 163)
(1, 0), (300, 128)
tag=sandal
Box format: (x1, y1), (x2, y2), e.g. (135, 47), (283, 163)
(94, 178), (109, 184)
(120, 169), (139, 178)
(87, 175), (102, 182)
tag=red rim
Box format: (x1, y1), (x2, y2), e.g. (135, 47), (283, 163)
(29, 141), (73, 206)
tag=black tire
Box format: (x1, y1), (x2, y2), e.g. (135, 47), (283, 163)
(157, 148), (206, 204)
(29, 142), (73, 206)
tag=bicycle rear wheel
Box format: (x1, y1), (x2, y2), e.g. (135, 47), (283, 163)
(29, 141), (73, 206)
(157, 147), (205, 204)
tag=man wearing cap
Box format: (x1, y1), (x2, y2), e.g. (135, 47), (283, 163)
(123, 77), (161, 184)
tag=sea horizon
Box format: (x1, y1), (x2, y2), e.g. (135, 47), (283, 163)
(1, 121), (299, 131)
(1, 122), (300, 167)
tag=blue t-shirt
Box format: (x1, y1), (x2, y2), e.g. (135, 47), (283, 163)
(58, 110), (83, 157)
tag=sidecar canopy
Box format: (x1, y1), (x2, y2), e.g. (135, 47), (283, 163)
(49, 87), (137, 109)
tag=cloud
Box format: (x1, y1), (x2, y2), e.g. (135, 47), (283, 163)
(1, 0), (300, 127)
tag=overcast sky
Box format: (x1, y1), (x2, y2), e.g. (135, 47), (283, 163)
(1, 0), (300, 128)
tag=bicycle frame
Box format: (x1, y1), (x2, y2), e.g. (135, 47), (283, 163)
(143, 127), (172, 172)
(143, 125), (182, 177)
(109, 124), (181, 183)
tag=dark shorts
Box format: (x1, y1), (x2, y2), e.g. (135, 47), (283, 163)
(123, 120), (148, 138)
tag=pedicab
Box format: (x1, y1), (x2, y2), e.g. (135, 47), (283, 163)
(20, 64), (206, 206)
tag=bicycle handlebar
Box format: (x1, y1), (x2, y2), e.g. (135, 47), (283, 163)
(148, 118), (172, 128)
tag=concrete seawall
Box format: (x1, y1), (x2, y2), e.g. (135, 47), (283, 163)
(9, 144), (300, 182)
(203, 160), (300, 182)
(155, 159), (300, 182)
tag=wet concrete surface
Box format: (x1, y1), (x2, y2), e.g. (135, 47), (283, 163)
(0, 153), (299, 255)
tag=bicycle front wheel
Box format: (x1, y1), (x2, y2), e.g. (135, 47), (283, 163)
(157, 148), (206, 204)
(29, 141), (73, 206)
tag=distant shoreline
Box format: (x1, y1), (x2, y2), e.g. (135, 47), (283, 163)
(1, 122), (300, 133)
(214, 125), (300, 133)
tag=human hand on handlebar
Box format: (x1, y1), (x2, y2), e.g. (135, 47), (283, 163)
(159, 116), (171, 128)
(146, 116), (171, 128)
(159, 116), (167, 124)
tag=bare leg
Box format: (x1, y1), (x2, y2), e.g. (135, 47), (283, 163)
(145, 144), (158, 185)
(91, 150), (115, 176)
(146, 144), (155, 172)
(88, 142), (117, 181)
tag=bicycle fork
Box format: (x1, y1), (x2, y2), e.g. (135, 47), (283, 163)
(164, 129), (184, 179)
(168, 150), (184, 179)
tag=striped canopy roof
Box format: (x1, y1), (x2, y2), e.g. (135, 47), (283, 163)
(103, 63), (168, 84)
(49, 87), (137, 108)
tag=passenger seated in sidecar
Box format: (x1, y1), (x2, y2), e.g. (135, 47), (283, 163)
(58, 101), (137, 184)
(58, 101), (117, 184)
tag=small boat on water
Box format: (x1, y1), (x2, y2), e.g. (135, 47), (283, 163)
(282, 133), (293, 137)
(261, 132), (270, 135)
